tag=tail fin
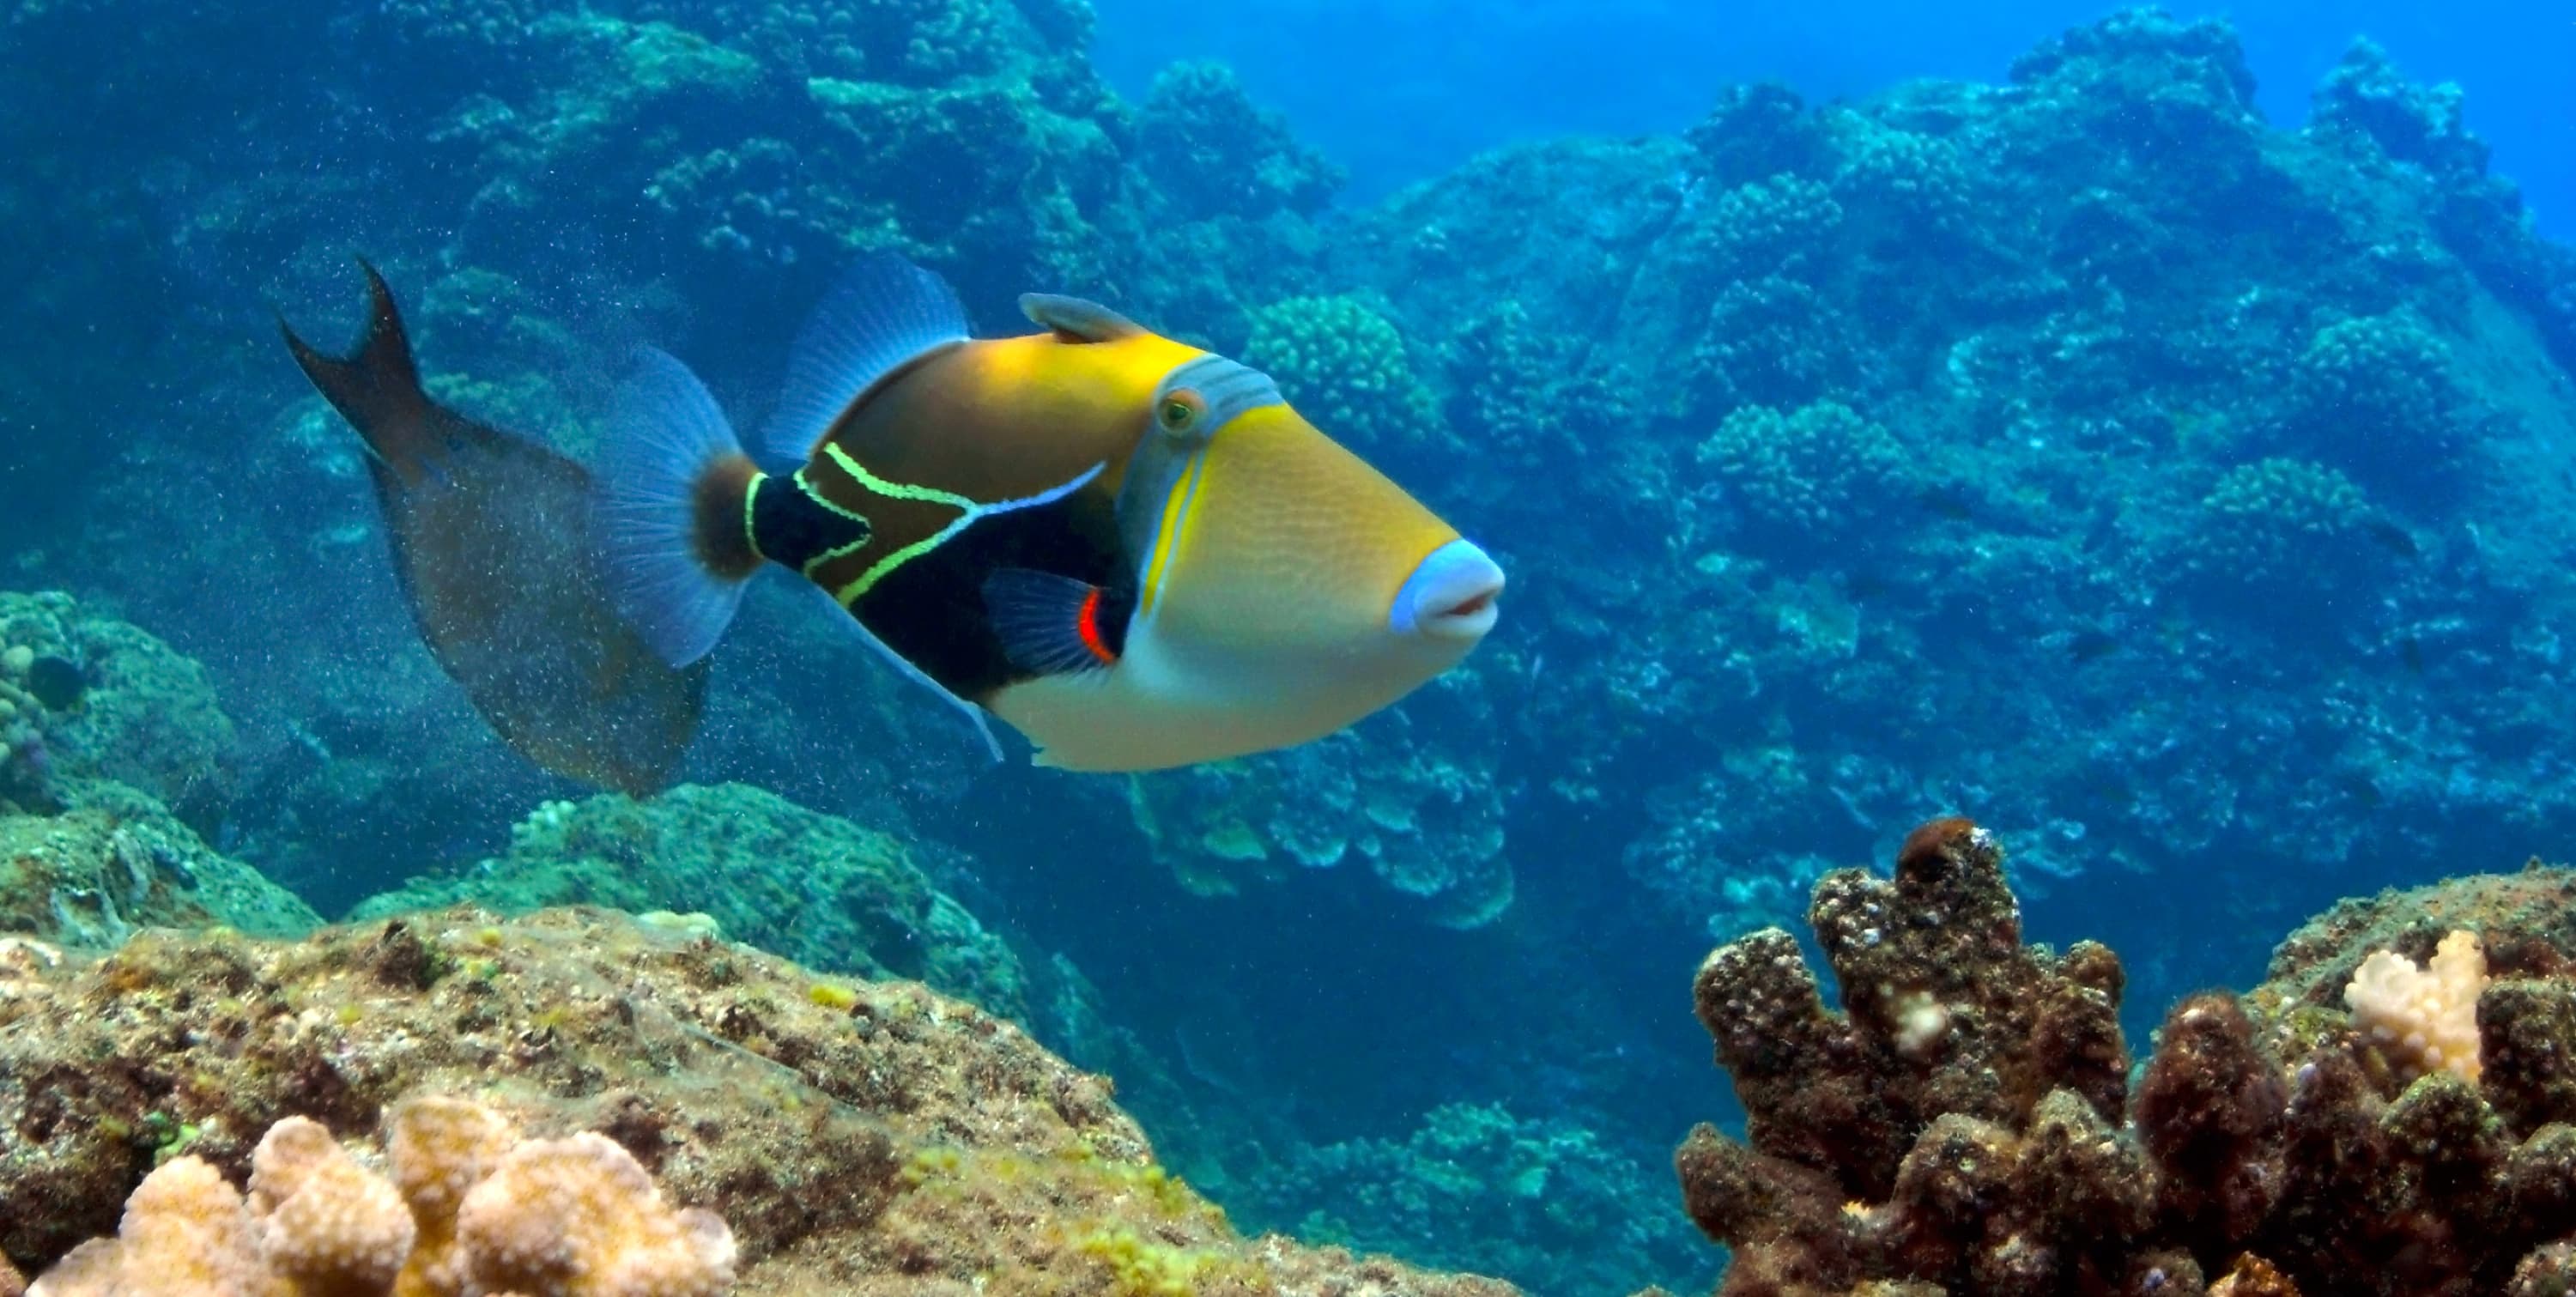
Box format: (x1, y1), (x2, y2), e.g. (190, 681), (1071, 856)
(596, 347), (763, 668)
(278, 259), (445, 482)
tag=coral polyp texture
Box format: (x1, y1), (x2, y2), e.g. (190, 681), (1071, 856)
(1676, 817), (2576, 1295)
(0, 905), (1518, 1297)
(28, 1096), (734, 1296)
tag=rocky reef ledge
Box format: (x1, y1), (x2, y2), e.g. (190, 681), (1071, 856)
(0, 904), (1518, 1297)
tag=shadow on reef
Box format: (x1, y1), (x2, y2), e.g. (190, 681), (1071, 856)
(1677, 815), (2576, 1295)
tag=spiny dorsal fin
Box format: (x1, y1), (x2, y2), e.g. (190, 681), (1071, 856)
(1020, 294), (1145, 343)
(760, 252), (971, 468)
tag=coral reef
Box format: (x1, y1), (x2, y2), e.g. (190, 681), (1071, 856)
(0, 779), (317, 947)
(1691, 400), (1912, 555)
(1131, 61), (1343, 222)
(0, 905), (1519, 1297)
(1125, 676), (1509, 930)
(2282, 311), (2490, 495)
(0, 591), (237, 824)
(9, 0), (2576, 1289)
(1238, 1101), (1705, 1297)
(1675, 817), (2576, 1294)
(28, 1096), (734, 1295)
(2173, 458), (2388, 615)
(1240, 294), (1446, 456)
(350, 784), (1027, 1021)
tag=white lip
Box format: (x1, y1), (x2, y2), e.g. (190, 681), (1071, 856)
(1394, 539), (1505, 641)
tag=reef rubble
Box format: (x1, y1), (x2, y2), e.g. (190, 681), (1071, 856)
(0, 904), (1519, 1297)
(1675, 815), (2576, 1295)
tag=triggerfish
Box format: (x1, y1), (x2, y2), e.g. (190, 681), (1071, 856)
(282, 264), (708, 793)
(599, 253), (1504, 771)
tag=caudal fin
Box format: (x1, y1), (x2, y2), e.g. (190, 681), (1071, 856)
(277, 259), (446, 482)
(596, 347), (763, 668)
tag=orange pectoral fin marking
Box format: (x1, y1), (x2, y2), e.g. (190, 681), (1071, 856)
(1076, 588), (1118, 665)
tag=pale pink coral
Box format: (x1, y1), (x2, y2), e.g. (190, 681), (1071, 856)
(2344, 928), (2489, 1082)
(27, 1098), (734, 1297)
(29, 1155), (276, 1296)
(458, 1133), (736, 1297)
(250, 1116), (416, 1292)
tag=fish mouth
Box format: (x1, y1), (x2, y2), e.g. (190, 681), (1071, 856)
(1392, 539), (1505, 641)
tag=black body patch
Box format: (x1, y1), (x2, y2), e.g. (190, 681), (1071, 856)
(751, 473), (871, 572)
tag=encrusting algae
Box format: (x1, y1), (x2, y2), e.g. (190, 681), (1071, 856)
(0, 904), (1518, 1297)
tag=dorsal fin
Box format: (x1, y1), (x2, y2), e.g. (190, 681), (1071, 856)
(1020, 294), (1145, 343)
(759, 252), (971, 468)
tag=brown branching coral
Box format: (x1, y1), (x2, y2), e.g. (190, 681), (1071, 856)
(1676, 819), (2576, 1296)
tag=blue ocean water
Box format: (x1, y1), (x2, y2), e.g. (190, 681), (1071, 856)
(1, 0), (2573, 1292)
(1094, 0), (2576, 232)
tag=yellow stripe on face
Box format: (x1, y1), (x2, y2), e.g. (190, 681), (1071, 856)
(1140, 447), (1209, 618)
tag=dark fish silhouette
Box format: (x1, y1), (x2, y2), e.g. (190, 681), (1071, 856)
(25, 655), (84, 711)
(280, 262), (706, 793)
(2065, 630), (2119, 664)
(2362, 518), (2421, 559)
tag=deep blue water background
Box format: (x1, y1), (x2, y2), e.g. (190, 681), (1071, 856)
(1094, 0), (2574, 232)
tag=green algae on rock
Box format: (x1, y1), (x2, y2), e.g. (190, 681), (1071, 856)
(0, 904), (1521, 1297)
(351, 783), (1028, 1021)
(0, 779), (317, 948)
(0, 591), (237, 823)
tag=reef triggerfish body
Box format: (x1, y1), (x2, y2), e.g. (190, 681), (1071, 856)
(282, 264), (708, 793)
(598, 253), (1504, 771)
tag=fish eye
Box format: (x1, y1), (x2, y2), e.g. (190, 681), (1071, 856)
(1158, 390), (1206, 434)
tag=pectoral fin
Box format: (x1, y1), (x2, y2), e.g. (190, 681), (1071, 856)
(983, 568), (1129, 676)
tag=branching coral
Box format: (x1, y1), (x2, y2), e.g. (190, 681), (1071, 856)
(1675, 819), (2576, 1294)
(1133, 60), (1344, 221)
(29, 1096), (736, 1296)
(1241, 294), (1446, 454)
(1688, 275), (1870, 413)
(1694, 399), (1910, 553)
(2176, 457), (2385, 613)
(2285, 312), (2488, 494)
(1687, 174), (1844, 287)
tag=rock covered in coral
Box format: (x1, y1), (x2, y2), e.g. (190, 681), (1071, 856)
(1675, 819), (2576, 1294)
(349, 783), (1027, 1020)
(0, 591), (236, 822)
(0, 905), (1518, 1297)
(1126, 682), (1510, 930)
(28, 1096), (733, 1296)
(0, 778), (317, 947)
(1234, 1100), (1706, 1297)
(1240, 293), (1448, 457)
